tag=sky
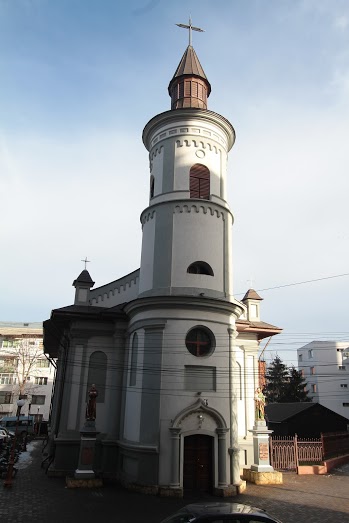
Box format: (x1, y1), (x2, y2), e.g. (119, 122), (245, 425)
(1, 0), (349, 365)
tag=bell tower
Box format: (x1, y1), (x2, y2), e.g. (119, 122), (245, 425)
(138, 30), (236, 302)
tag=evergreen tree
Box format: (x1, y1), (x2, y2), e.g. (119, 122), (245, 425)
(264, 356), (312, 403)
(284, 366), (311, 402)
(264, 355), (289, 403)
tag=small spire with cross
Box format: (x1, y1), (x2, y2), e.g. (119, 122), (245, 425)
(81, 257), (91, 270)
(247, 276), (254, 289)
(176, 16), (204, 47)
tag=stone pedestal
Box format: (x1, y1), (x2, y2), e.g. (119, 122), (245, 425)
(250, 420), (274, 472)
(74, 420), (99, 480)
(243, 420), (282, 485)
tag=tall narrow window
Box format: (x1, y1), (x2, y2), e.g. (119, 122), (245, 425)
(190, 164), (210, 199)
(129, 333), (138, 386)
(150, 176), (154, 199)
(87, 351), (107, 403)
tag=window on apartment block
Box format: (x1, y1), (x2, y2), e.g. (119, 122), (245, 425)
(308, 349), (314, 359)
(298, 354), (303, 362)
(343, 403), (349, 407)
(339, 365), (346, 370)
(341, 384), (348, 388)
(189, 164), (210, 199)
(34, 377), (48, 385)
(0, 391), (13, 404)
(0, 374), (17, 385)
(310, 366), (315, 375)
(31, 395), (45, 405)
(0, 357), (17, 370)
(311, 384), (317, 393)
(36, 359), (50, 368)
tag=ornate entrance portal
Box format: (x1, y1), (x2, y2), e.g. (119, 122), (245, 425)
(183, 434), (213, 492)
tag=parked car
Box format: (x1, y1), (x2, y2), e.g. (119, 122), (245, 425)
(0, 426), (14, 438)
(0, 429), (10, 443)
(159, 503), (282, 523)
(0, 415), (35, 435)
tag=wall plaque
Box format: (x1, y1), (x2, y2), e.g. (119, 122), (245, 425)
(259, 442), (269, 461)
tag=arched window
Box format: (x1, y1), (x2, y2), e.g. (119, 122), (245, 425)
(129, 333), (138, 386)
(150, 176), (154, 199)
(190, 164), (210, 199)
(86, 351), (107, 403)
(187, 261), (214, 276)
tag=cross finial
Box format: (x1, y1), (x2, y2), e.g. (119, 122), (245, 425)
(81, 257), (90, 270)
(247, 276), (254, 289)
(176, 17), (204, 47)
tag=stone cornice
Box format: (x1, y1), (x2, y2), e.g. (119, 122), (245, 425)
(140, 198), (233, 226)
(124, 295), (244, 320)
(143, 108), (235, 152)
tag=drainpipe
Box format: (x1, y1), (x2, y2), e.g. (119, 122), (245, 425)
(228, 328), (242, 487)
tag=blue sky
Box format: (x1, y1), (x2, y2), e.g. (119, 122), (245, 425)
(1, 0), (349, 364)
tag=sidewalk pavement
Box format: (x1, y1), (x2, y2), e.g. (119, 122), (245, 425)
(1, 440), (349, 523)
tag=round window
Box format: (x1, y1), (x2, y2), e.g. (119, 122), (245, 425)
(185, 327), (215, 357)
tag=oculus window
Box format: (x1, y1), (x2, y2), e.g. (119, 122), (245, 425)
(185, 327), (215, 357)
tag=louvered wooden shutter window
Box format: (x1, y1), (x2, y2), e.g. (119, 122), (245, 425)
(190, 164), (210, 199)
(198, 83), (203, 100)
(179, 82), (184, 98)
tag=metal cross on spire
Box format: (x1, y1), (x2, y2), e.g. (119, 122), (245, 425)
(176, 17), (204, 47)
(81, 257), (91, 270)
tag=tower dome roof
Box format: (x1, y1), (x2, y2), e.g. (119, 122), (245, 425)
(168, 45), (211, 110)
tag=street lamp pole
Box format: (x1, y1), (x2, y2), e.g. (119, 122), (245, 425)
(23, 400), (31, 452)
(3, 398), (26, 488)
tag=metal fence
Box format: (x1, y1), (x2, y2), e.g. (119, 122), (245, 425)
(270, 435), (322, 470)
(270, 432), (349, 471)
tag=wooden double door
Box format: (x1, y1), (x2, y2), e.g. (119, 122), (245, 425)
(183, 434), (213, 493)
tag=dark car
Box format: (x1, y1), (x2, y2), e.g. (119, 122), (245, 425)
(159, 502), (282, 523)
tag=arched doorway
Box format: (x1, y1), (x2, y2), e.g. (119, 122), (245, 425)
(183, 434), (213, 493)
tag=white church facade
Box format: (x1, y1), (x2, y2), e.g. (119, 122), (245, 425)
(44, 39), (281, 495)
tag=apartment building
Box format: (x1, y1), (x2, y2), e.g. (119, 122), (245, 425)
(297, 340), (349, 419)
(0, 321), (55, 422)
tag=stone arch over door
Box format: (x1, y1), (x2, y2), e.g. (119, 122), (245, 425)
(169, 398), (229, 490)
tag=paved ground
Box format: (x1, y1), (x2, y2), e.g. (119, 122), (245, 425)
(1, 440), (349, 523)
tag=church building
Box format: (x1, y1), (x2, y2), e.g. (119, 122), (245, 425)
(44, 30), (281, 495)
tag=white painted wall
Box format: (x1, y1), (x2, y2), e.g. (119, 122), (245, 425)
(298, 341), (349, 418)
(150, 146), (164, 198)
(90, 272), (139, 307)
(171, 208), (225, 291)
(123, 330), (144, 442)
(138, 214), (156, 294)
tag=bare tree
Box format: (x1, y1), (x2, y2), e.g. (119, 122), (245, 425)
(0, 335), (43, 399)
